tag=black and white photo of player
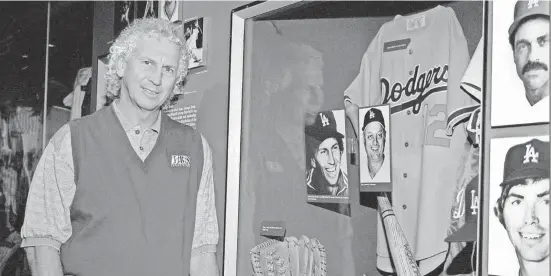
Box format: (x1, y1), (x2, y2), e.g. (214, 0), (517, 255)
(359, 105), (391, 188)
(491, 0), (549, 127)
(136, 0), (158, 19)
(159, 0), (179, 22)
(489, 136), (549, 276)
(114, 1), (136, 36)
(305, 110), (349, 203)
(184, 17), (204, 69)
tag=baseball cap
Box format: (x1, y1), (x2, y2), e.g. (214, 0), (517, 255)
(509, 0), (550, 37)
(445, 176), (479, 243)
(501, 139), (550, 187)
(305, 111), (345, 143)
(362, 107), (385, 131)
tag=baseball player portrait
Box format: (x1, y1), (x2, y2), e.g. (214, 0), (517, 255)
(359, 106), (391, 184)
(491, 0), (549, 126)
(305, 110), (349, 199)
(489, 137), (549, 276)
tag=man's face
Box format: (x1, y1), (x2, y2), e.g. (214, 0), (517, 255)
(294, 62), (324, 126)
(117, 35), (180, 111)
(513, 18), (549, 92)
(363, 122), (385, 162)
(315, 137), (341, 185)
(503, 178), (549, 262)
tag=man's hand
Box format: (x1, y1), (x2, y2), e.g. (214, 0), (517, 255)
(190, 252), (219, 276)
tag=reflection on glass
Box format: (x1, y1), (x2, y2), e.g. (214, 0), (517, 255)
(238, 21), (354, 276)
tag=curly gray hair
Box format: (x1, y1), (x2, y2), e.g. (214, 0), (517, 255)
(105, 17), (190, 103)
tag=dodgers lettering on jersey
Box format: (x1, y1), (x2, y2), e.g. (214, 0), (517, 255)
(344, 5), (475, 274)
(382, 64), (449, 115)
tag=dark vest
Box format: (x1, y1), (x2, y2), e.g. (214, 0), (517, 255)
(61, 105), (203, 276)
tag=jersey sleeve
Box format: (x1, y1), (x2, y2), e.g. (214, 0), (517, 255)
(344, 25), (385, 107)
(445, 8), (478, 137)
(459, 38), (483, 102)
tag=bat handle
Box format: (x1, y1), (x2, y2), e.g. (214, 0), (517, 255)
(377, 194), (422, 276)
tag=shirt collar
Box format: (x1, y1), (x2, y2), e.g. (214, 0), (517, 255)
(112, 100), (162, 133)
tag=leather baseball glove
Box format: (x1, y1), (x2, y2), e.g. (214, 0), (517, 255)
(286, 236), (300, 276)
(250, 239), (292, 276)
(310, 238), (327, 276)
(250, 236), (327, 276)
(298, 235), (313, 276)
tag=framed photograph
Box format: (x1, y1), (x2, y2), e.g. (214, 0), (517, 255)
(158, 0), (180, 22)
(183, 17), (207, 70)
(491, 0), (549, 127)
(96, 54), (109, 112)
(358, 104), (392, 192)
(304, 109), (350, 204)
(488, 135), (549, 276)
(136, 0), (159, 20)
(114, 1), (137, 36)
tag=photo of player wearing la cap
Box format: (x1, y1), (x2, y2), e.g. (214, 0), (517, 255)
(491, 0), (549, 127)
(489, 136), (549, 276)
(305, 110), (349, 204)
(359, 105), (391, 187)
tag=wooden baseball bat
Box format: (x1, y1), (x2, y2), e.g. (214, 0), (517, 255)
(377, 193), (422, 276)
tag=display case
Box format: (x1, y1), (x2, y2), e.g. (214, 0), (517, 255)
(226, 1), (487, 275)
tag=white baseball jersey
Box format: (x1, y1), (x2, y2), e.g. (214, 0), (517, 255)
(344, 6), (474, 274)
(447, 38), (483, 143)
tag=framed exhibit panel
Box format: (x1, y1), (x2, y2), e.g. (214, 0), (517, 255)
(226, 1), (486, 276)
(490, 0), (549, 128)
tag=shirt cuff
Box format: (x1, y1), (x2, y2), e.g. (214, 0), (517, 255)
(21, 237), (62, 251)
(191, 244), (217, 258)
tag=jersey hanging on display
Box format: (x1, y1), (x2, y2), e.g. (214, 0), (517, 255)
(343, 5), (475, 274)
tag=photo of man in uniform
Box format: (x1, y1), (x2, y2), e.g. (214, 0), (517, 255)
(509, 0), (549, 108)
(305, 110), (348, 198)
(360, 106), (390, 183)
(491, 0), (549, 126)
(493, 139), (549, 276)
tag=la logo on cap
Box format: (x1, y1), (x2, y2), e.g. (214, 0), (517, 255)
(523, 143), (540, 164)
(369, 110), (375, 119)
(528, 0), (540, 9)
(452, 186), (479, 219)
(320, 113), (329, 127)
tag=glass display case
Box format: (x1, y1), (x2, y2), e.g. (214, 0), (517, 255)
(226, 1), (486, 275)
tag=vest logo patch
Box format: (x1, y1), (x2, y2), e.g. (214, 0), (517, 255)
(382, 64), (449, 114)
(171, 155), (191, 168)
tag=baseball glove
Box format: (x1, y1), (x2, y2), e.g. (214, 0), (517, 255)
(286, 236), (300, 276)
(250, 239), (292, 276)
(298, 235), (313, 276)
(310, 238), (327, 276)
(250, 236), (327, 276)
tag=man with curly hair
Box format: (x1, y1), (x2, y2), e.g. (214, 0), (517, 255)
(20, 18), (219, 276)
